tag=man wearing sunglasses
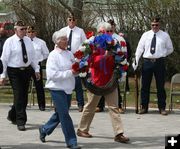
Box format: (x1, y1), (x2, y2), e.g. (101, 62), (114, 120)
(27, 26), (49, 111)
(132, 16), (174, 115)
(61, 14), (87, 112)
(0, 20), (40, 131)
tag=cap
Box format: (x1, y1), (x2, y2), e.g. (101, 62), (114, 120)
(151, 16), (161, 23)
(27, 26), (36, 32)
(14, 20), (26, 27)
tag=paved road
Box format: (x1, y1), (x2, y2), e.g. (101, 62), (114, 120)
(0, 103), (180, 149)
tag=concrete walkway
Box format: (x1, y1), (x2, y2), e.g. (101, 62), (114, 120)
(0, 103), (180, 149)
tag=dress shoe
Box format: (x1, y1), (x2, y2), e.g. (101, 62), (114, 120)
(39, 106), (45, 111)
(114, 133), (129, 143)
(119, 108), (125, 114)
(78, 106), (83, 112)
(17, 125), (26, 131)
(77, 129), (92, 138)
(159, 109), (168, 116)
(7, 116), (16, 125)
(139, 108), (148, 114)
(39, 126), (46, 142)
(95, 107), (104, 112)
(67, 144), (81, 149)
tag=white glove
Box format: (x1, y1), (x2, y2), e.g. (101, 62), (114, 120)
(132, 58), (138, 71)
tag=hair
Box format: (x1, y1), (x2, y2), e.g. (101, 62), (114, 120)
(107, 19), (116, 26)
(97, 22), (112, 32)
(52, 29), (67, 44)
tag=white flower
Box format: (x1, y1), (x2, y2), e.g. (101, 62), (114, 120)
(120, 59), (127, 65)
(75, 58), (80, 62)
(79, 72), (87, 77)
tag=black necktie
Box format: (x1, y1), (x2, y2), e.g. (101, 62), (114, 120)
(67, 30), (73, 51)
(20, 39), (28, 63)
(150, 34), (156, 54)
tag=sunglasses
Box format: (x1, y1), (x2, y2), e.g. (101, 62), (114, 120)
(68, 18), (75, 22)
(151, 24), (159, 27)
(27, 31), (35, 33)
(106, 30), (113, 33)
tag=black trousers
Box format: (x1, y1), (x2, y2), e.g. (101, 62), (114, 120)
(7, 66), (32, 126)
(141, 58), (166, 110)
(31, 63), (45, 108)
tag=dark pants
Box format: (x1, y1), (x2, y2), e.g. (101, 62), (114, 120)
(74, 76), (84, 107)
(7, 66), (32, 126)
(31, 63), (45, 109)
(141, 58), (166, 110)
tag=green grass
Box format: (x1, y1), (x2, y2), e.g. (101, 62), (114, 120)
(0, 77), (180, 109)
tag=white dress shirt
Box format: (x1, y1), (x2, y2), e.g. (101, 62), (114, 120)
(0, 34), (39, 78)
(32, 37), (49, 62)
(45, 48), (75, 94)
(135, 29), (173, 64)
(61, 26), (87, 54)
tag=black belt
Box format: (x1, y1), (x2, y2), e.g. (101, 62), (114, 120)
(7, 66), (31, 71)
(144, 57), (164, 62)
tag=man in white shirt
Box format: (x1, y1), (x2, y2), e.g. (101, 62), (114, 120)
(61, 15), (87, 112)
(27, 26), (49, 111)
(132, 16), (174, 115)
(0, 20), (40, 131)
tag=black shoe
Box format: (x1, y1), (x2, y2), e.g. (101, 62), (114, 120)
(39, 107), (45, 111)
(78, 106), (83, 112)
(139, 108), (148, 114)
(17, 125), (26, 131)
(67, 144), (81, 149)
(7, 116), (16, 125)
(39, 126), (46, 143)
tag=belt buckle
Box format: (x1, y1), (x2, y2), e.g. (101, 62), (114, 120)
(19, 67), (26, 70)
(150, 59), (156, 62)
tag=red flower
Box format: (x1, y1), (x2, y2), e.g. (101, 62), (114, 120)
(86, 31), (94, 39)
(117, 51), (124, 56)
(72, 62), (79, 72)
(120, 41), (126, 47)
(74, 50), (84, 59)
(111, 40), (115, 45)
(122, 65), (128, 71)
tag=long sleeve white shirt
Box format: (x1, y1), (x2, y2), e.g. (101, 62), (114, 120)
(61, 26), (87, 54)
(135, 29), (173, 64)
(32, 37), (49, 62)
(45, 48), (75, 94)
(0, 34), (39, 78)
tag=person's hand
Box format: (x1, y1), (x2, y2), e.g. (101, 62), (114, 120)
(0, 78), (6, 85)
(132, 59), (138, 71)
(35, 72), (41, 81)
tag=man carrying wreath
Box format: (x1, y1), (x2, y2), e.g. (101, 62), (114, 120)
(75, 22), (129, 143)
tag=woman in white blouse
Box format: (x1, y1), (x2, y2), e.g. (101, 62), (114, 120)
(38, 29), (81, 149)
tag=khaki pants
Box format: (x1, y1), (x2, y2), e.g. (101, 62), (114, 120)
(78, 88), (124, 136)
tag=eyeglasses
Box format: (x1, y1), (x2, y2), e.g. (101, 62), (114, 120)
(151, 24), (159, 27)
(68, 18), (75, 22)
(106, 30), (113, 33)
(20, 28), (27, 31)
(27, 31), (35, 33)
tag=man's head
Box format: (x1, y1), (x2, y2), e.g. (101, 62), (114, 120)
(14, 20), (27, 38)
(97, 22), (112, 34)
(67, 14), (77, 29)
(151, 16), (160, 33)
(107, 19), (116, 33)
(26, 26), (36, 39)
